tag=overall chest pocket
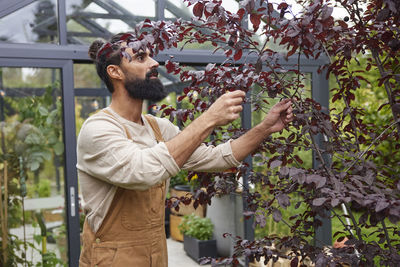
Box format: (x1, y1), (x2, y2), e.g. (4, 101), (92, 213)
(120, 189), (151, 230)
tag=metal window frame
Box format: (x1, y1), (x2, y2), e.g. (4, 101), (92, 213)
(0, 57), (80, 266)
(0, 0), (331, 265)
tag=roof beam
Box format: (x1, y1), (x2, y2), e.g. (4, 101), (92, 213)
(0, 43), (328, 67)
(0, 0), (36, 18)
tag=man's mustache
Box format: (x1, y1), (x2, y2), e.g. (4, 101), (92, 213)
(146, 69), (159, 80)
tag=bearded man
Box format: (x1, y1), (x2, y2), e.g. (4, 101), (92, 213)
(77, 32), (293, 267)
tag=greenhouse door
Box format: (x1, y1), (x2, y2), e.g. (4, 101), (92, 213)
(0, 58), (80, 266)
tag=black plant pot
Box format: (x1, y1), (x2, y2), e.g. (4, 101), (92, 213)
(183, 235), (217, 262)
(165, 207), (170, 238)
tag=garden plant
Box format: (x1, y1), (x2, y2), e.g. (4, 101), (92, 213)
(0, 83), (65, 266)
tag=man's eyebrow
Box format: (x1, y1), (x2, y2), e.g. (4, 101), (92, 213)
(134, 50), (147, 58)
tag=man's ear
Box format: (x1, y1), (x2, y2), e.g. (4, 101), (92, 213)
(107, 65), (124, 81)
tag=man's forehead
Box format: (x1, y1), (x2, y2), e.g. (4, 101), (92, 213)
(121, 43), (149, 56)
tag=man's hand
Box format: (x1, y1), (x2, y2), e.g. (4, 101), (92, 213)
(165, 90), (245, 167)
(230, 98), (293, 162)
(204, 90), (246, 126)
(262, 99), (293, 134)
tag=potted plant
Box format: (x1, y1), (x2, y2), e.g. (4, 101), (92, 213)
(178, 214), (217, 262)
(169, 170), (205, 241)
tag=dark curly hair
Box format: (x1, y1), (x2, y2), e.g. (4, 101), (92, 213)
(88, 33), (128, 93)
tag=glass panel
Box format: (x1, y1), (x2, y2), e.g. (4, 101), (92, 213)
(76, 96), (108, 126)
(74, 63), (108, 136)
(0, 0), (58, 44)
(66, 0), (156, 44)
(165, 0), (192, 19)
(166, 0), (240, 50)
(74, 63), (102, 88)
(0, 67), (67, 265)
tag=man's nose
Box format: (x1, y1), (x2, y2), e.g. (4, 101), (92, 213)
(149, 57), (159, 69)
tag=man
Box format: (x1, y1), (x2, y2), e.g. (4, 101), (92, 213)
(78, 32), (293, 267)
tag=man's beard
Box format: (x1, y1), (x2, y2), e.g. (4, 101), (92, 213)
(124, 69), (167, 102)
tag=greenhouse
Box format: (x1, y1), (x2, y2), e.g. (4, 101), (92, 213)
(0, 0), (398, 266)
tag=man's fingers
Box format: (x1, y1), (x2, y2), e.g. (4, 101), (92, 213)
(229, 105), (243, 114)
(229, 97), (245, 106)
(229, 90), (246, 97)
(235, 105), (243, 113)
(275, 99), (292, 111)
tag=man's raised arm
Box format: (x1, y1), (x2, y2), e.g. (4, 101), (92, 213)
(165, 92), (293, 168)
(165, 90), (245, 167)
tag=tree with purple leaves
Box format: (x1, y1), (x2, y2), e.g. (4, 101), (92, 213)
(94, 0), (399, 266)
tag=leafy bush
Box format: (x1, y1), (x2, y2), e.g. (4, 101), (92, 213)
(178, 214), (214, 241)
(133, 0), (399, 264)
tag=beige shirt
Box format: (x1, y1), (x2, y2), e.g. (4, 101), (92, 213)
(77, 107), (240, 232)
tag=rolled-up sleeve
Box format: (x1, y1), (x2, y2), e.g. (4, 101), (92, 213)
(77, 116), (180, 191)
(156, 117), (241, 172)
(182, 140), (241, 172)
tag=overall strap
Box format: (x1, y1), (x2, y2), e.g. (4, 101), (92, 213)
(144, 115), (165, 143)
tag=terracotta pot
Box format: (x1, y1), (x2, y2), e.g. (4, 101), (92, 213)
(169, 186), (205, 217)
(169, 213), (184, 242)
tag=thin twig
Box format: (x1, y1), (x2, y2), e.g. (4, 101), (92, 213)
(344, 119), (400, 173)
(331, 208), (356, 238)
(381, 219), (394, 252)
(370, 49), (400, 133)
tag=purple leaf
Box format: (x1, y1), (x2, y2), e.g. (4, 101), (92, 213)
(296, 173), (306, 184)
(313, 197), (326, 206)
(376, 200), (389, 212)
(290, 257), (299, 267)
(144, 34), (155, 44)
(273, 209), (282, 222)
(307, 174), (326, 189)
(205, 2), (216, 13)
(280, 166), (289, 176)
(243, 211), (254, 216)
(234, 49), (243, 61)
(320, 6), (333, 20)
(289, 167), (303, 176)
(270, 160), (282, 169)
(206, 63), (215, 72)
(331, 198), (340, 207)
(193, 2), (204, 17)
(128, 40), (142, 51)
(276, 193), (291, 208)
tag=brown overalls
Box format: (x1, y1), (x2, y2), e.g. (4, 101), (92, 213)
(79, 113), (168, 267)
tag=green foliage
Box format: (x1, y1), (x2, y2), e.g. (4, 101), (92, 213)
(0, 80), (65, 266)
(6, 84), (64, 172)
(178, 214), (214, 241)
(36, 252), (65, 267)
(170, 169), (190, 188)
(329, 56), (400, 174)
(32, 232), (66, 267)
(27, 179), (51, 198)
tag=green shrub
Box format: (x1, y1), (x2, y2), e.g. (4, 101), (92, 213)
(178, 214), (214, 241)
(27, 179), (51, 198)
